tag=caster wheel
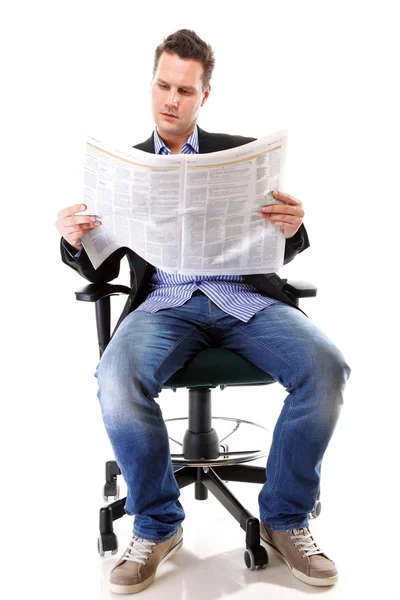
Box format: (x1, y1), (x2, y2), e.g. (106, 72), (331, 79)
(244, 549), (255, 570)
(309, 500), (322, 520)
(103, 483), (120, 502)
(98, 533), (118, 556)
(244, 546), (268, 570)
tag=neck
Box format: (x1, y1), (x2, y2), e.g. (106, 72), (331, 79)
(156, 125), (196, 154)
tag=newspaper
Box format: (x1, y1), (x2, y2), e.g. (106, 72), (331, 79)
(80, 130), (288, 275)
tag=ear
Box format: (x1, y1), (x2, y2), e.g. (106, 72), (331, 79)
(201, 84), (211, 107)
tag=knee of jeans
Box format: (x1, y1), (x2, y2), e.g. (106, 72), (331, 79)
(95, 341), (135, 382)
(94, 342), (158, 405)
(307, 337), (351, 390)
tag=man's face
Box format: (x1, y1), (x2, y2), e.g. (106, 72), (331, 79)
(151, 51), (210, 136)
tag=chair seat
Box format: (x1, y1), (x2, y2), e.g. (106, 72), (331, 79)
(163, 348), (276, 389)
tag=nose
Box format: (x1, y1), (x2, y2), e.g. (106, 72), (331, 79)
(166, 88), (179, 107)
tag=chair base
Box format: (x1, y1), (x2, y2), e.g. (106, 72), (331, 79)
(174, 463), (266, 526)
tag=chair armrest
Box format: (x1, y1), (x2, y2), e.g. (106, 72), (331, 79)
(283, 280), (318, 298)
(74, 283), (131, 358)
(74, 283), (131, 302)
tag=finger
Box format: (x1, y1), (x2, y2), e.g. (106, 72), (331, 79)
(272, 191), (301, 205)
(64, 224), (99, 246)
(267, 215), (303, 226)
(63, 221), (100, 233)
(57, 204), (87, 220)
(62, 215), (98, 227)
(56, 219), (101, 238)
(261, 205), (304, 217)
(271, 220), (287, 229)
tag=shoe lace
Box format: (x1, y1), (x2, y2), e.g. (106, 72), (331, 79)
(123, 535), (156, 565)
(289, 528), (322, 559)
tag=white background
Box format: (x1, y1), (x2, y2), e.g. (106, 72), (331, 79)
(1, 1), (399, 598)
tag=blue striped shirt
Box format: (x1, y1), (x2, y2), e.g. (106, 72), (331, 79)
(133, 126), (281, 322)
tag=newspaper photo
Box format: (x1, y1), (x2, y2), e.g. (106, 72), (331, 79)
(80, 130), (289, 275)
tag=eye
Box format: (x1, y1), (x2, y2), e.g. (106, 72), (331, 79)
(158, 83), (168, 89)
(180, 90), (190, 95)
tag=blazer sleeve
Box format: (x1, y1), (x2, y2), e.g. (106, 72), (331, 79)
(60, 237), (127, 284)
(283, 223), (310, 265)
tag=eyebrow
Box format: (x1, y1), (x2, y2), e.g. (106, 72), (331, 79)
(156, 78), (196, 92)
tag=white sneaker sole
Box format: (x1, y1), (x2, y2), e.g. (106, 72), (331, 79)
(260, 536), (339, 587)
(108, 537), (183, 594)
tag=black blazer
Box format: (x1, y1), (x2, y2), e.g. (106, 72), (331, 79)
(60, 126), (310, 329)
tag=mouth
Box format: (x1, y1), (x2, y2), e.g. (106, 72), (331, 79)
(161, 113), (178, 119)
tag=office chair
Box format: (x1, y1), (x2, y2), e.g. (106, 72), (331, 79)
(74, 261), (318, 570)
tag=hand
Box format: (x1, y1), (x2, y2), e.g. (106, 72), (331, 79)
(55, 203), (101, 251)
(260, 191), (304, 239)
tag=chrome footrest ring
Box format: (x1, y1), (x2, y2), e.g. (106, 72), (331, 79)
(165, 415), (271, 468)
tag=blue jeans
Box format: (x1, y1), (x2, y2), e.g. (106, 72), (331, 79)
(94, 290), (351, 542)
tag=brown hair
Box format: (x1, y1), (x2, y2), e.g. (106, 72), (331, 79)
(153, 29), (215, 90)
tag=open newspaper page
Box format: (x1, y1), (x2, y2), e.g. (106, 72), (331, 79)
(180, 131), (288, 275)
(79, 131), (288, 274)
(80, 138), (184, 270)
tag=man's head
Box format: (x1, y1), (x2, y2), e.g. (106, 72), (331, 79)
(151, 30), (215, 140)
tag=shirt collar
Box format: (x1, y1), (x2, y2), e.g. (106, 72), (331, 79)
(154, 125), (199, 154)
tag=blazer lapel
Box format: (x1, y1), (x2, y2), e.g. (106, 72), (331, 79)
(197, 126), (214, 153)
(133, 133), (155, 153)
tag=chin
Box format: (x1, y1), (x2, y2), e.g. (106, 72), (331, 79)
(157, 120), (181, 135)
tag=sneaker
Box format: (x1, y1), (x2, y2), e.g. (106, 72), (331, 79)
(260, 522), (338, 587)
(108, 525), (183, 594)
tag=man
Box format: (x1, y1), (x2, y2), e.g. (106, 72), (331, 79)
(56, 29), (351, 594)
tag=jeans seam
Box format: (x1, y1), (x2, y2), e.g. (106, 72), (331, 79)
(146, 326), (200, 400)
(208, 298), (214, 327)
(230, 326), (298, 375)
(262, 389), (296, 519)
